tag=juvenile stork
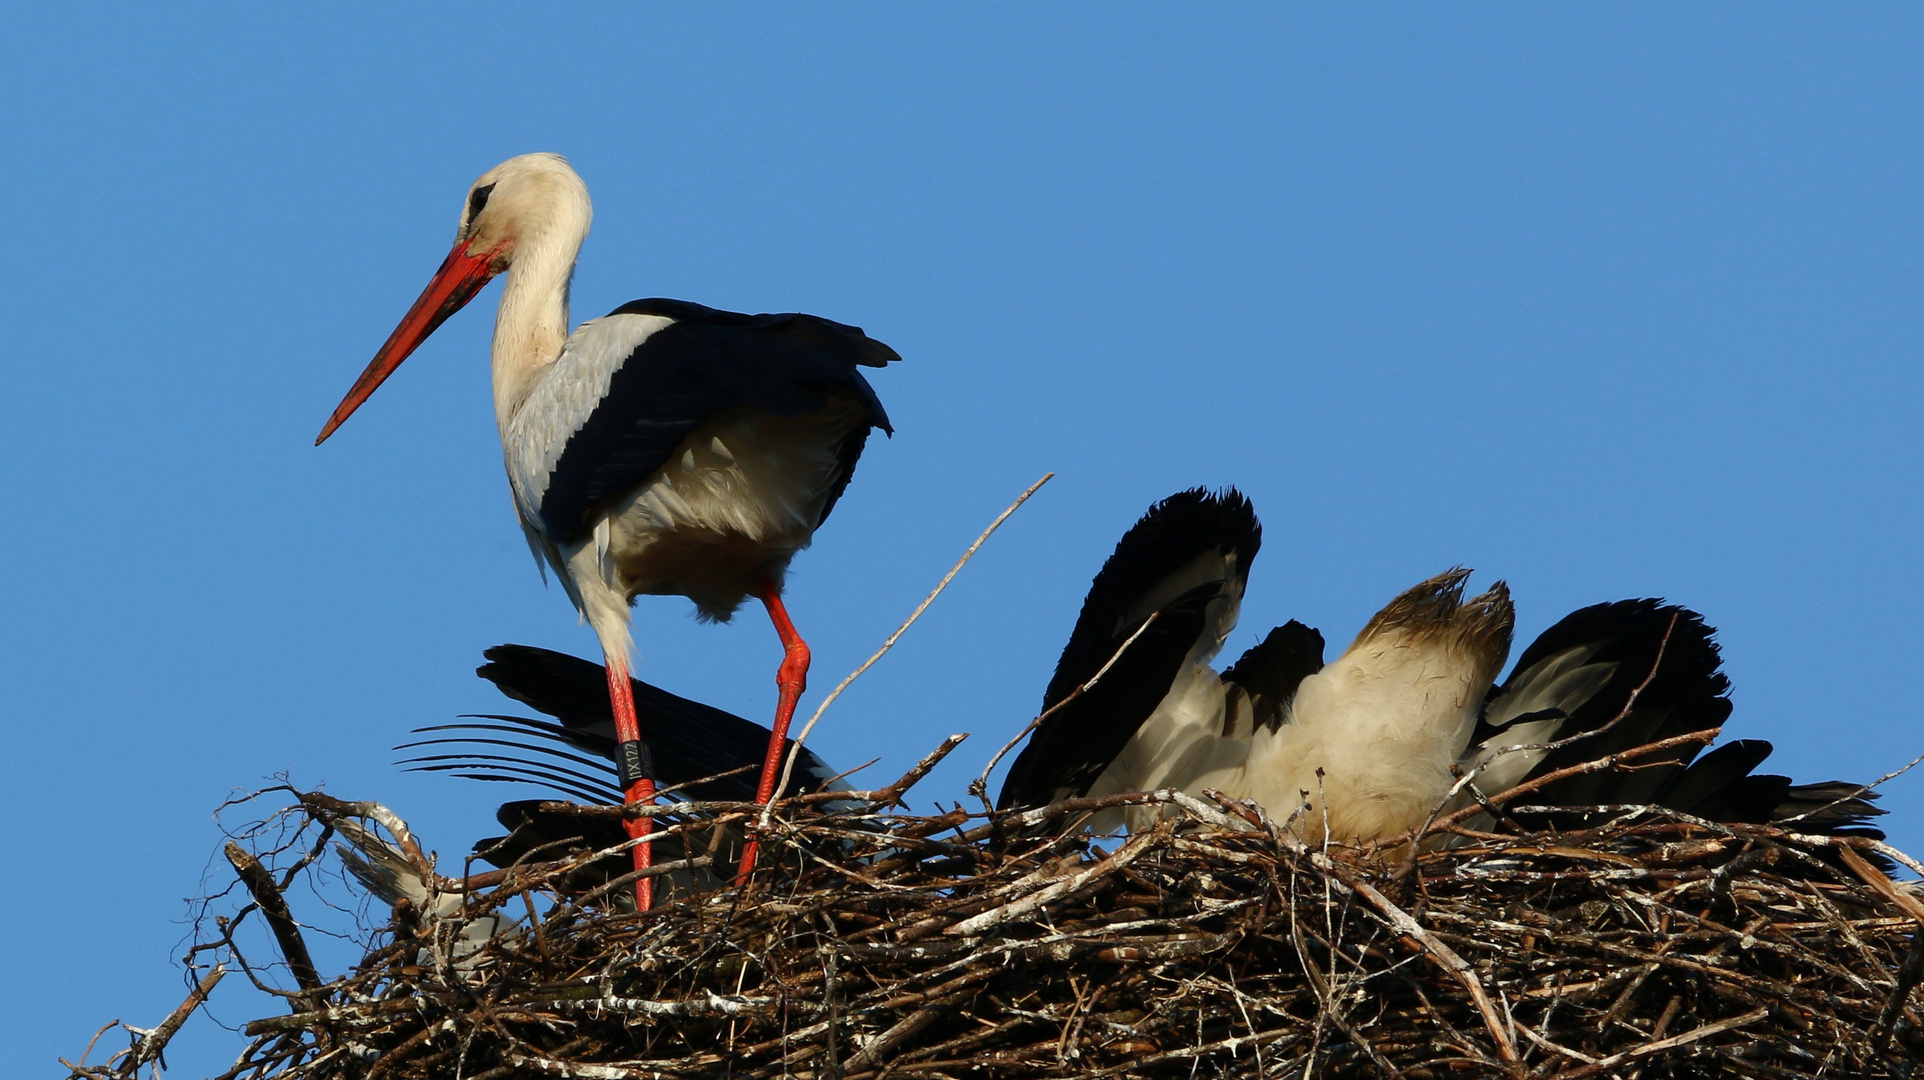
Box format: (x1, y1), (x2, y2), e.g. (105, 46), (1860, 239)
(999, 489), (1884, 855)
(317, 153), (896, 907)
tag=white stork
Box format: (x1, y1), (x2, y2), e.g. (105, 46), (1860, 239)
(998, 489), (1885, 852)
(317, 153), (896, 908)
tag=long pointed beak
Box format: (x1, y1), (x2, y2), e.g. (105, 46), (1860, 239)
(315, 239), (500, 445)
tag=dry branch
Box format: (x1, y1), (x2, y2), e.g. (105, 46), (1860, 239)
(223, 842), (321, 994)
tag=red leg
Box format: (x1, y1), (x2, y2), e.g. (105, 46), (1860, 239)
(736, 578), (811, 883)
(604, 653), (654, 912)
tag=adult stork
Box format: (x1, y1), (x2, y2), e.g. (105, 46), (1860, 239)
(999, 489), (1884, 856)
(316, 153), (896, 907)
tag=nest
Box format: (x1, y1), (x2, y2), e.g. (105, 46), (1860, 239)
(66, 739), (1924, 1080)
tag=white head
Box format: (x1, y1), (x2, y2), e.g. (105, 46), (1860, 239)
(317, 153), (594, 444)
(454, 153), (593, 274)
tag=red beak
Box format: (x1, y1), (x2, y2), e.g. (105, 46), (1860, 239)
(315, 239), (500, 445)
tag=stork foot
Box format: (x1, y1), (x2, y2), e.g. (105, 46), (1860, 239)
(738, 580), (813, 884)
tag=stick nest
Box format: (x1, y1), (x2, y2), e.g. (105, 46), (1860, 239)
(67, 751), (1924, 1080)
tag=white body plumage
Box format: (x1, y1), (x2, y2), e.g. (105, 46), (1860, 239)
(508, 310), (870, 663)
(1088, 568), (1513, 844)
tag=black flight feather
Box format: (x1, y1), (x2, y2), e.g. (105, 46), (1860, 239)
(997, 488), (1261, 811)
(470, 643), (840, 803)
(1479, 602), (1883, 848)
(402, 645), (839, 805)
(537, 299), (895, 543)
(1476, 599), (1732, 810)
(1221, 620), (1326, 735)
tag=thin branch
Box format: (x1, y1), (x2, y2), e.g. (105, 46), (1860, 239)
(1413, 729), (1722, 843)
(126, 965), (227, 1070)
(763, 472), (1053, 817)
(223, 842), (321, 995)
(971, 609), (1165, 804)
(1774, 745), (1924, 825)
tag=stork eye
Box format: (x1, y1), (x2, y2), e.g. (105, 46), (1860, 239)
(467, 183), (497, 225)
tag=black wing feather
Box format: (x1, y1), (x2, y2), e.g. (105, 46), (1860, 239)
(471, 799), (687, 897)
(996, 488), (1261, 811)
(1221, 620), (1325, 735)
(998, 583), (1222, 810)
(1477, 600), (1731, 810)
(538, 299), (895, 543)
(1039, 488), (1260, 711)
(1480, 602), (1884, 845)
(475, 643), (840, 802)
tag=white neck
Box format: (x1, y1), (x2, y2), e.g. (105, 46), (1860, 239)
(488, 211), (588, 435)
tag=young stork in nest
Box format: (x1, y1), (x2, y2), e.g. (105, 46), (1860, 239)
(397, 644), (854, 903)
(999, 489), (1884, 851)
(317, 154), (895, 907)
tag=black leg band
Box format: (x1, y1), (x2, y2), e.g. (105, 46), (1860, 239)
(616, 738), (656, 792)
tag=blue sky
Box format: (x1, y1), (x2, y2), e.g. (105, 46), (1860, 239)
(5, 5), (1921, 1073)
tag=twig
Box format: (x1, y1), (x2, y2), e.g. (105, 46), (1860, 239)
(1549, 1007), (1769, 1079)
(946, 824), (1165, 936)
(1838, 845), (1924, 923)
(869, 734), (970, 808)
(1342, 871), (1519, 1067)
(295, 791), (436, 882)
(575, 856), (718, 907)
(764, 472), (1053, 815)
(1775, 745), (1924, 825)
(971, 610), (1164, 802)
(126, 965), (227, 1069)
(223, 842), (321, 994)
(1875, 923), (1924, 1045)
(1418, 729), (1722, 841)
